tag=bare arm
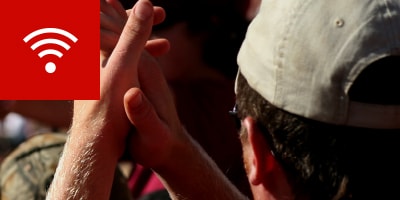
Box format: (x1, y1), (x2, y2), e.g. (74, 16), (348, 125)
(46, 126), (121, 199)
(124, 87), (248, 200)
(157, 132), (248, 200)
(46, 0), (154, 198)
(48, 0), (248, 199)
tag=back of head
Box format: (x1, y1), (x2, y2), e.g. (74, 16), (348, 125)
(235, 0), (400, 199)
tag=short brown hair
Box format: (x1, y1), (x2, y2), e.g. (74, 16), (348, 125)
(235, 56), (400, 200)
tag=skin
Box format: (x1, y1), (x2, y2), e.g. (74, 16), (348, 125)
(0, 0), (167, 131)
(241, 117), (294, 200)
(0, 0), (258, 135)
(47, 0), (247, 199)
(47, 0), (169, 198)
(46, 0), (400, 199)
(102, 0), (249, 197)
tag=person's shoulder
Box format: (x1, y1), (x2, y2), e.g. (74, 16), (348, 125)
(0, 132), (134, 200)
(0, 132), (67, 200)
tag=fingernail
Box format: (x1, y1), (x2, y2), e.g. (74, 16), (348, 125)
(134, 0), (152, 20)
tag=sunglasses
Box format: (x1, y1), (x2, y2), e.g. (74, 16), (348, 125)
(229, 104), (242, 131)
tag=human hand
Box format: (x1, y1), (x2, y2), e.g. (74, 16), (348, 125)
(123, 56), (185, 168)
(99, 0), (187, 170)
(100, 0), (166, 61)
(123, 68), (247, 200)
(99, 0), (185, 167)
(71, 0), (169, 158)
(100, 0), (127, 56)
(47, 2), (173, 199)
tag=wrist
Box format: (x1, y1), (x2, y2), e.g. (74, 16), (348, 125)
(68, 124), (125, 163)
(151, 128), (247, 200)
(48, 129), (121, 199)
(149, 126), (191, 171)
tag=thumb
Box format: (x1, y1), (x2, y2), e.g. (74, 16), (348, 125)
(124, 88), (172, 167)
(124, 88), (165, 131)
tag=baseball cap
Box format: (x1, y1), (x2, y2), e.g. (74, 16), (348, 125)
(0, 133), (132, 200)
(236, 0), (400, 129)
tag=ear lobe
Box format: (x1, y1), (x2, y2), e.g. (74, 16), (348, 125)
(243, 117), (275, 185)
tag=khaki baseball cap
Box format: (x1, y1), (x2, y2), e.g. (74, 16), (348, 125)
(236, 0), (400, 129)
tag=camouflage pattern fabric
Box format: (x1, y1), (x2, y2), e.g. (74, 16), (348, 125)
(0, 132), (132, 200)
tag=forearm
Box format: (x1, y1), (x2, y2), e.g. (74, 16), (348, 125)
(46, 128), (120, 200)
(154, 130), (248, 200)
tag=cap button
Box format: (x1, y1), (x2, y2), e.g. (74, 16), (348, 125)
(335, 18), (345, 27)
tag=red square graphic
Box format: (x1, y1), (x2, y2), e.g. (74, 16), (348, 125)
(0, 0), (99, 100)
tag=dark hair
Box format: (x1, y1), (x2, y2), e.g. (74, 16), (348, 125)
(119, 0), (250, 80)
(235, 56), (400, 200)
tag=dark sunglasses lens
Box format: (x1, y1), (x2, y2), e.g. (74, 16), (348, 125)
(229, 105), (241, 131)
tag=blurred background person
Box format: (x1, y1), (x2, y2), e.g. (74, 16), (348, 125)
(0, 0), (261, 198)
(117, 0), (255, 198)
(0, 100), (71, 161)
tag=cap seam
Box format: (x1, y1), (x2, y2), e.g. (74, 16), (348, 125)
(383, 0), (400, 52)
(275, 0), (312, 107)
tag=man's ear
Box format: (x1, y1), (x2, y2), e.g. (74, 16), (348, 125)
(243, 117), (275, 185)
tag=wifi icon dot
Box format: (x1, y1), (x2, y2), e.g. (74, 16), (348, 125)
(23, 28), (78, 74)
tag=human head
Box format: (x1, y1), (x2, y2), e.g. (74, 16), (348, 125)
(234, 0), (400, 199)
(119, 0), (250, 81)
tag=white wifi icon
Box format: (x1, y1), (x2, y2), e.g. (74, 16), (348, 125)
(23, 28), (78, 74)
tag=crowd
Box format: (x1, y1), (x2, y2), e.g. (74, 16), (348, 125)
(1, 0), (399, 199)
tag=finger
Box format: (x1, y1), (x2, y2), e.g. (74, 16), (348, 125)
(124, 88), (171, 166)
(101, 0), (123, 19)
(100, 0), (127, 35)
(126, 6), (165, 25)
(100, 12), (125, 34)
(104, 0), (154, 88)
(124, 88), (162, 129)
(145, 38), (170, 57)
(106, 0), (127, 18)
(137, 53), (179, 128)
(100, 28), (119, 53)
(153, 7), (166, 25)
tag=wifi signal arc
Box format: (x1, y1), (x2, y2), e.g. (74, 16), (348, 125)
(31, 38), (70, 58)
(23, 28), (78, 58)
(31, 38), (70, 50)
(23, 27), (78, 74)
(23, 28), (78, 59)
(23, 28), (78, 43)
(38, 49), (63, 58)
